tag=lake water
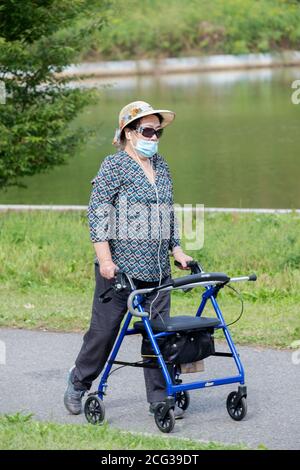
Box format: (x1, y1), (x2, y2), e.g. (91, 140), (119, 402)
(1, 67), (300, 208)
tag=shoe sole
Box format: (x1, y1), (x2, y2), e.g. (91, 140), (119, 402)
(148, 409), (185, 419)
(63, 393), (82, 415)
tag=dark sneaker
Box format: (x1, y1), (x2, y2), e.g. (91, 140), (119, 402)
(64, 366), (85, 415)
(149, 402), (185, 419)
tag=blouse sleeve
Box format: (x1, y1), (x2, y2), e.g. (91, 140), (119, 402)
(87, 156), (121, 243)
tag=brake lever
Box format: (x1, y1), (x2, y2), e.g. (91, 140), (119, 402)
(174, 260), (204, 292)
(99, 270), (128, 303)
(174, 259), (203, 273)
(114, 271), (129, 292)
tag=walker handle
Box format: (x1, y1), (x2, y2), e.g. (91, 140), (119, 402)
(98, 268), (127, 303)
(229, 274), (258, 283)
(173, 272), (230, 288)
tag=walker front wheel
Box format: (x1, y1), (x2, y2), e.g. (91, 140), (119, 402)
(84, 395), (105, 425)
(226, 391), (247, 421)
(154, 405), (175, 433)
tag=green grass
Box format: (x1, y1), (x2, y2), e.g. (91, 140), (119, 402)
(0, 413), (247, 450)
(77, 0), (300, 60)
(0, 210), (299, 348)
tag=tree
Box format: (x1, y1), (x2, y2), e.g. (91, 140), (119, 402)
(0, 0), (108, 189)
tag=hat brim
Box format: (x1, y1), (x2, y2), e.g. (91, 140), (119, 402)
(120, 109), (175, 132)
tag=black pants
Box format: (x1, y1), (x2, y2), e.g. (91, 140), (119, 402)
(73, 263), (171, 403)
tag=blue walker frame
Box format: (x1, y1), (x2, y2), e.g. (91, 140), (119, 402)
(86, 262), (256, 432)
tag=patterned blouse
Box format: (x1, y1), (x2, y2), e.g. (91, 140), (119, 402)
(87, 149), (181, 281)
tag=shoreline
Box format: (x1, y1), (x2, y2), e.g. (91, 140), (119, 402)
(60, 51), (300, 78)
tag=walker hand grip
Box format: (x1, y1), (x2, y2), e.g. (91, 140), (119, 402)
(172, 272), (230, 288)
(174, 260), (195, 291)
(99, 269), (127, 302)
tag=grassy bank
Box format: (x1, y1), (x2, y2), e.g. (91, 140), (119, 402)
(80, 0), (300, 60)
(0, 211), (299, 348)
(0, 413), (247, 450)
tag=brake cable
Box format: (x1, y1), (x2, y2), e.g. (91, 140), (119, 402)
(224, 284), (244, 327)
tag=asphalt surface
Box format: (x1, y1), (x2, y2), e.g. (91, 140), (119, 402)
(0, 328), (299, 449)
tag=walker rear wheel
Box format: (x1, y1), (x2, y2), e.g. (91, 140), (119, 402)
(154, 405), (175, 433)
(175, 390), (190, 411)
(84, 395), (105, 425)
(226, 391), (247, 421)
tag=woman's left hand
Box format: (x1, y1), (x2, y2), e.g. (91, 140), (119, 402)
(173, 248), (193, 270)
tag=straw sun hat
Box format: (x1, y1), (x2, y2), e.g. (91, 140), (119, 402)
(112, 100), (175, 146)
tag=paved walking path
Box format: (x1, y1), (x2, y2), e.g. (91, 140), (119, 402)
(0, 328), (299, 449)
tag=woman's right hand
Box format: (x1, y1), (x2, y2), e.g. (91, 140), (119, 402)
(100, 260), (119, 280)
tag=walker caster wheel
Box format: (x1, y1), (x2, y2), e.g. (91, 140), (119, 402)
(175, 390), (190, 411)
(226, 391), (247, 421)
(84, 395), (105, 425)
(154, 404), (175, 433)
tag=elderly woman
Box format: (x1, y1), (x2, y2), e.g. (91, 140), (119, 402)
(64, 101), (193, 418)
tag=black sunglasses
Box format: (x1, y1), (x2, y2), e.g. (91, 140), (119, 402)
(136, 126), (164, 139)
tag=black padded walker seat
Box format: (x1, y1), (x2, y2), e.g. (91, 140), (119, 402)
(134, 315), (221, 333)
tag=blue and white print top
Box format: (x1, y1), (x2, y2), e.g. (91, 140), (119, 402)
(87, 150), (181, 281)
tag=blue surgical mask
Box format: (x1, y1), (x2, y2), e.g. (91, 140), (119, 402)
(134, 139), (158, 158)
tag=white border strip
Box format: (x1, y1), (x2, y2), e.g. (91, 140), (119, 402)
(204, 207), (300, 214)
(0, 204), (299, 214)
(60, 51), (300, 78)
(0, 204), (87, 211)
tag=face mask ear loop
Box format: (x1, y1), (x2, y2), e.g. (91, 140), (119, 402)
(127, 131), (143, 163)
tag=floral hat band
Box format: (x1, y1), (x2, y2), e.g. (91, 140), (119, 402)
(112, 100), (175, 146)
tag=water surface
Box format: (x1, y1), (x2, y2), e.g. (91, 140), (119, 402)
(1, 67), (299, 208)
